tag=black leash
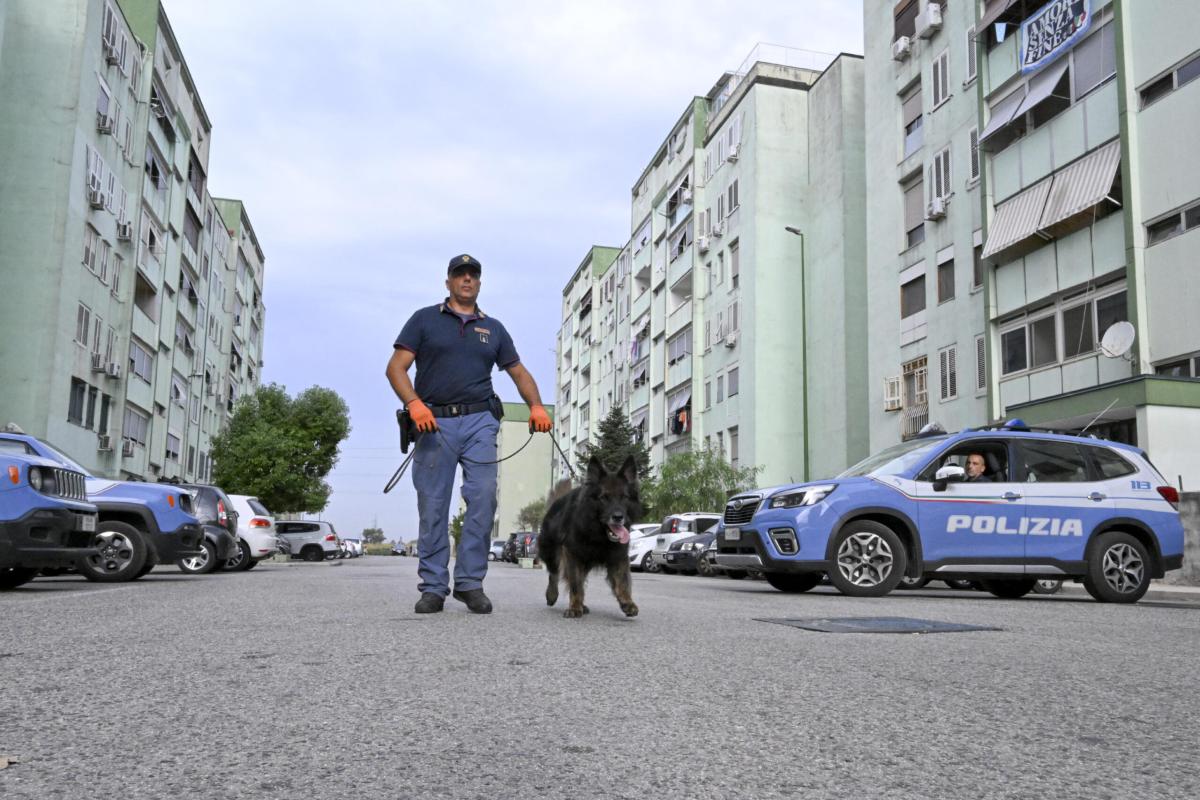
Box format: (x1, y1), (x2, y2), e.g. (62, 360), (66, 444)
(383, 426), (551, 494)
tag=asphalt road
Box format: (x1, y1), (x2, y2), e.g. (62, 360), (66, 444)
(2, 557), (1198, 800)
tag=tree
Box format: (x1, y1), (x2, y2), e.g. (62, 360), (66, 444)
(642, 446), (762, 521)
(362, 527), (386, 544)
(516, 497), (547, 532)
(211, 383), (351, 514)
(449, 509), (465, 551)
(578, 406), (652, 479)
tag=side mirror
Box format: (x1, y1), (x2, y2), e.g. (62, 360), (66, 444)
(932, 465), (966, 492)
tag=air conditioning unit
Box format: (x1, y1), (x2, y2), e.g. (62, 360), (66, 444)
(916, 2), (943, 38)
(697, 236), (710, 253)
(91, 352), (105, 372)
(88, 188), (106, 209)
(116, 221), (133, 241)
(121, 439), (134, 457)
(712, 221), (725, 238)
(728, 143), (740, 162)
(104, 42), (121, 65)
(926, 196), (947, 220)
(96, 111), (114, 133)
(97, 435), (113, 452)
(892, 36), (913, 61)
(105, 362), (122, 379)
(216, 393), (226, 405)
(724, 332), (738, 348)
(680, 187), (693, 204)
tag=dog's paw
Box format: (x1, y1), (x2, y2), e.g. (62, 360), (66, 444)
(582, 604), (590, 614)
(621, 602), (639, 617)
(563, 607), (584, 618)
(545, 590), (558, 606)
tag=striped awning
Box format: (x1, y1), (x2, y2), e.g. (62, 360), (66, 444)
(668, 390), (692, 413)
(982, 177), (1052, 259)
(630, 407), (649, 429)
(978, 87), (1026, 146)
(1013, 58), (1070, 119)
(1039, 139), (1122, 230)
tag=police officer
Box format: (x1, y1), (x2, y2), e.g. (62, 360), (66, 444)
(965, 453), (993, 482)
(386, 254), (552, 614)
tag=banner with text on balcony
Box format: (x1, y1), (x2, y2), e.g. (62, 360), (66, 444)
(1021, 0), (1090, 74)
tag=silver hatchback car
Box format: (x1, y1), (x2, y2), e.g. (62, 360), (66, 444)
(274, 520), (341, 562)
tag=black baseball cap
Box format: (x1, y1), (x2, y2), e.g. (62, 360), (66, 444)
(448, 254), (482, 276)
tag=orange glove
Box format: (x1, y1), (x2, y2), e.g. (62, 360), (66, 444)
(407, 399), (438, 432)
(529, 404), (552, 433)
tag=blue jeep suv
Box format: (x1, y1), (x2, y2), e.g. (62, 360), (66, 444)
(714, 422), (1184, 603)
(1, 451), (100, 589)
(0, 432), (203, 582)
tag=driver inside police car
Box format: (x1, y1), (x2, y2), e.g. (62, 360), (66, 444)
(385, 254), (553, 616)
(964, 452), (992, 483)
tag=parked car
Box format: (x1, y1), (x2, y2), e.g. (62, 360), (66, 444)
(174, 483), (240, 575)
(0, 450), (99, 589)
(488, 539), (506, 561)
(714, 421), (1185, 602)
(501, 533), (520, 562)
(627, 523), (662, 572)
(661, 531), (716, 575)
(516, 531), (538, 560)
(650, 513), (721, 573)
(275, 520), (342, 561)
(226, 494), (278, 571)
(0, 429), (203, 582)
(341, 538), (363, 558)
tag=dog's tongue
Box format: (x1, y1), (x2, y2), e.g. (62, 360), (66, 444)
(609, 523), (630, 544)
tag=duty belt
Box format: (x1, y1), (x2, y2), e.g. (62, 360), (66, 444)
(428, 400), (492, 418)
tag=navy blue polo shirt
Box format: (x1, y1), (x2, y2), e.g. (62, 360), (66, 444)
(394, 301), (520, 405)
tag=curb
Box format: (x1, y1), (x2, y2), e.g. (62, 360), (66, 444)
(1057, 581), (1200, 604)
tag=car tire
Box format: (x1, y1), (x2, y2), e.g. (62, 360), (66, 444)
(697, 556), (715, 577)
(0, 567), (39, 590)
(764, 572), (822, 593)
(643, 553), (661, 573)
(1032, 578), (1063, 595)
(1083, 531), (1151, 604)
(942, 579), (975, 591)
(978, 578), (1037, 599)
(178, 540), (219, 575)
(487, 552), (496, 562)
(897, 574), (931, 590)
(244, 559), (260, 571)
(132, 559), (155, 580)
(223, 540), (252, 572)
(827, 521), (907, 598)
(726, 570), (747, 580)
(78, 520), (148, 583)
(301, 546), (324, 563)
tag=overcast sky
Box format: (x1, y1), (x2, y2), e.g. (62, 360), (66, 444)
(165, 1), (864, 541)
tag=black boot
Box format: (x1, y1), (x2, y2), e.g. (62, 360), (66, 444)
(414, 592), (445, 613)
(452, 588), (493, 614)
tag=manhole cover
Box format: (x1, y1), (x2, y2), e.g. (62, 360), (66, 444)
(755, 616), (1001, 634)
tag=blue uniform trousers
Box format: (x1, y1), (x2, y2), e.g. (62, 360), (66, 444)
(411, 410), (499, 596)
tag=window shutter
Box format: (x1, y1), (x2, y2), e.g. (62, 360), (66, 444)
(948, 346), (957, 398)
(969, 128), (980, 181)
(939, 350), (949, 400)
(976, 335), (987, 390)
(902, 89), (922, 127)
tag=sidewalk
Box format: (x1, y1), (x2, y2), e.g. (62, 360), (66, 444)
(1058, 579), (1200, 604)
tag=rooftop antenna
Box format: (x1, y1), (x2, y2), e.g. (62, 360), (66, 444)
(1079, 398), (1119, 437)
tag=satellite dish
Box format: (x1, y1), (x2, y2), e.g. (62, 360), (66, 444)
(1100, 321), (1136, 358)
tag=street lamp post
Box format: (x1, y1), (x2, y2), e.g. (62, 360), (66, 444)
(784, 226), (810, 482)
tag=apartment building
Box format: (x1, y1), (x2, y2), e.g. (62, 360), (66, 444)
(975, 0), (1200, 486)
(0, 0), (266, 482)
(495, 402), (554, 539)
(865, 0), (990, 450)
(554, 47), (869, 487)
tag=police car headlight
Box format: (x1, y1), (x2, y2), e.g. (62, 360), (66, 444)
(769, 484), (837, 509)
(28, 466), (43, 492)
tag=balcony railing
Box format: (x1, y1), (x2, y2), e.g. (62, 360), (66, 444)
(901, 403), (930, 440)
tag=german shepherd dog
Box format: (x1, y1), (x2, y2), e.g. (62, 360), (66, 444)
(539, 455), (642, 619)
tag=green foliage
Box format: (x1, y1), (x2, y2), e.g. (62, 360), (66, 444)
(641, 446), (762, 521)
(210, 383), (351, 515)
(449, 509), (465, 551)
(362, 526), (386, 544)
(578, 406), (652, 479)
(364, 543), (393, 556)
(516, 497), (547, 532)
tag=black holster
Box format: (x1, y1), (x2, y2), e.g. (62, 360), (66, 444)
(397, 408), (417, 453)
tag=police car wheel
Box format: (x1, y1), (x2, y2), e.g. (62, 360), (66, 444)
(78, 521), (148, 583)
(764, 572), (822, 593)
(1084, 532), (1151, 603)
(897, 574), (931, 590)
(1032, 578), (1063, 594)
(978, 578), (1037, 599)
(828, 522), (907, 597)
(0, 567), (39, 590)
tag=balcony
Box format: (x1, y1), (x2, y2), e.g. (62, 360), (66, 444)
(631, 287), (651, 323)
(143, 176), (168, 224)
(668, 251), (693, 289)
(900, 403), (930, 440)
(132, 306), (157, 347)
(667, 299), (693, 338)
(667, 357), (692, 390)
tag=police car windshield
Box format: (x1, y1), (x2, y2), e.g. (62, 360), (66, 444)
(34, 438), (93, 476)
(838, 436), (949, 478)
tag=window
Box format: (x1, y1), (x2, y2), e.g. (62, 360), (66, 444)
(171, 372), (188, 407)
(667, 330), (692, 365)
(83, 225), (98, 272)
(972, 244), (983, 289)
(902, 86), (923, 158)
(705, 381), (712, 409)
(1146, 198), (1200, 246)
(900, 274), (926, 318)
(730, 242), (739, 288)
(75, 304), (91, 347)
(894, 0), (918, 40)
(999, 288), (1128, 375)
(1017, 440), (1090, 483)
(1030, 315), (1057, 368)
(727, 367), (739, 397)
(91, 316), (103, 355)
(1140, 52), (1200, 107)
(68, 379), (87, 425)
(166, 433), (181, 463)
(1001, 328), (1028, 375)
(96, 240), (110, 284)
(938, 346), (957, 401)
(966, 26), (978, 83)
(1062, 302), (1095, 360)
(122, 405), (149, 447)
(1091, 447), (1136, 480)
(129, 339), (153, 383)
(932, 50), (950, 107)
(183, 208), (201, 252)
(716, 194), (725, 221)
(968, 127), (980, 182)
(98, 394), (111, 434)
(1073, 22), (1116, 99)
(717, 375), (725, 403)
(727, 179), (739, 213)
(111, 254), (123, 296)
(729, 427), (739, 469)
(904, 179), (925, 247)
(937, 259), (954, 303)
(975, 334), (987, 391)
(145, 144), (167, 191)
(931, 146), (952, 202)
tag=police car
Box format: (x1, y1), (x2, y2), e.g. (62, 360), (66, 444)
(714, 422), (1185, 603)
